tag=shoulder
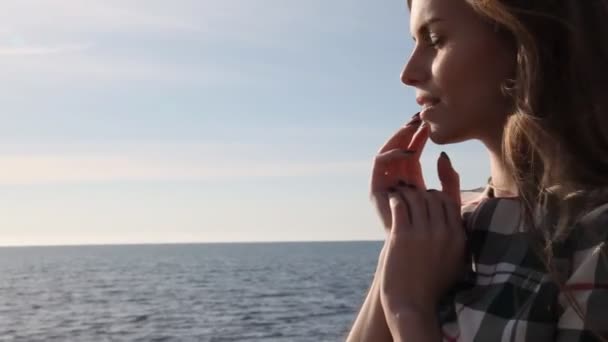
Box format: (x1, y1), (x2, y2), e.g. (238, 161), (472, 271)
(566, 198), (608, 251)
(460, 187), (487, 229)
(460, 184), (491, 214)
(555, 199), (608, 336)
(459, 184), (522, 233)
(576, 200), (608, 228)
(461, 186), (487, 204)
(552, 198), (608, 284)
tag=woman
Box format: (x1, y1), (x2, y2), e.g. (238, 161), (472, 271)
(347, 0), (608, 341)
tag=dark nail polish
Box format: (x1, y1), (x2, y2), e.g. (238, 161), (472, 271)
(406, 113), (422, 126)
(441, 151), (450, 161)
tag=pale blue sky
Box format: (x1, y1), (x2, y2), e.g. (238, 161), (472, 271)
(0, 0), (489, 246)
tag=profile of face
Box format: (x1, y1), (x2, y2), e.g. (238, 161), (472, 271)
(403, 0), (516, 145)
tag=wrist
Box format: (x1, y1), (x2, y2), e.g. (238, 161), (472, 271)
(374, 242), (389, 277)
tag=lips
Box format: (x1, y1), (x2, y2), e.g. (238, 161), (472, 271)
(422, 102), (437, 110)
(416, 95), (440, 108)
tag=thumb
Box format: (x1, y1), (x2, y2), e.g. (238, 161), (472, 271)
(438, 151), (461, 207)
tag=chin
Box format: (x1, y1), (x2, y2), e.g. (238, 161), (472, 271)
(428, 125), (465, 145)
(427, 125), (449, 145)
(429, 134), (451, 145)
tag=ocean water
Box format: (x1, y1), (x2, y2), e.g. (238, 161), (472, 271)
(0, 241), (383, 342)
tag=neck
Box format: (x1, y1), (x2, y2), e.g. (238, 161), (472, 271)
(484, 139), (518, 198)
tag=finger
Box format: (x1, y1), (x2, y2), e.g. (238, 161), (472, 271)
(371, 149), (416, 192)
(425, 190), (456, 226)
(424, 190), (446, 229)
(399, 186), (427, 229)
(438, 151), (461, 207)
(374, 148), (417, 163)
(370, 114), (423, 193)
(409, 112), (422, 125)
(376, 120), (422, 154)
(407, 121), (431, 159)
(443, 195), (464, 232)
(429, 190), (463, 230)
(388, 191), (411, 233)
(371, 192), (392, 232)
(398, 123), (430, 190)
(370, 145), (418, 193)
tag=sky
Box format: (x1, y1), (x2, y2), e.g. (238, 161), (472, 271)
(0, 0), (491, 246)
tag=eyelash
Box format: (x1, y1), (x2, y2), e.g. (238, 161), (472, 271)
(426, 34), (443, 48)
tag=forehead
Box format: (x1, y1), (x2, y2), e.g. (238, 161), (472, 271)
(409, 0), (475, 33)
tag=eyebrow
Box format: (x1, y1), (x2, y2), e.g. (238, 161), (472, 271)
(411, 17), (444, 40)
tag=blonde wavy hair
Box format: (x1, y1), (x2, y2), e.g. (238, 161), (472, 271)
(408, 0), (608, 339)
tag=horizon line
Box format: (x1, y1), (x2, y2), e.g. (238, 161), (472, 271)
(0, 239), (385, 249)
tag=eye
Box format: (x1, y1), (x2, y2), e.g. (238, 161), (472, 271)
(426, 33), (443, 48)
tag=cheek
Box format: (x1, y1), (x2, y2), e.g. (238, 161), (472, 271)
(428, 42), (514, 142)
(431, 47), (481, 131)
(433, 42), (512, 123)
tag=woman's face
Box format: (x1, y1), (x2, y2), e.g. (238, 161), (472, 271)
(403, 0), (515, 145)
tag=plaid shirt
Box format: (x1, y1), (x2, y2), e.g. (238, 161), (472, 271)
(438, 185), (608, 341)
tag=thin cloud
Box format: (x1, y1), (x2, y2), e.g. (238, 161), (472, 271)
(0, 1), (201, 35)
(0, 142), (368, 185)
(0, 0), (365, 86)
(0, 43), (92, 56)
(1, 0), (367, 46)
(1, 52), (250, 85)
(0, 155), (367, 185)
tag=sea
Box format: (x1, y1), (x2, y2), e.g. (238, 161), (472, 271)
(0, 241), (383, 342)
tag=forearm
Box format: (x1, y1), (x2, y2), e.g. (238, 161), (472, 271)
(385, 308), (441, 342)
(346, 274), (392, 342)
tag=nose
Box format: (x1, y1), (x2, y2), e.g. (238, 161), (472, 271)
(400, 48), (428, 86)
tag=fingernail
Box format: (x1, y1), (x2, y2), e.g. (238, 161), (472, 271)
(441, 151), (450, 161)
(406, 113), (422, 126)
(396, 179), (416, 188)
(397, 180), (411, 187)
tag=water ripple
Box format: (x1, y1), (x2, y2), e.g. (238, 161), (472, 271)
(0, 242), (381, 341)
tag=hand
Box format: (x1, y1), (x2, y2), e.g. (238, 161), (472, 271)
(370, 112), (431, 231)
(380, 152), (465, 318)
